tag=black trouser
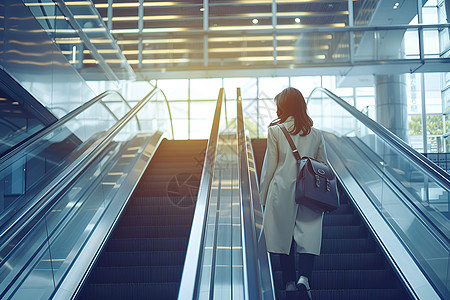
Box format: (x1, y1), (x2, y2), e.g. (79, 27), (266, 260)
(277, 240), (316, 285)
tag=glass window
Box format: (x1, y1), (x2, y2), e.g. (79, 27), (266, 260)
(125, 81), (153, 100)
(172, 120), (189, 140)
(290, 76), (321, 97)
(190, 119), (213, 139)
(258, 77), (289, 99)
(167, 101), (188, 119)
(224, 78), (257, 100)
(157, 79), (189, 101)
(424, 30), (440, 56)
(190, 78), (223, 100)
(190, 101), (217, 120)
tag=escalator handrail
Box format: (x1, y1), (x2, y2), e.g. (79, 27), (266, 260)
(178, 88), (225, 299)
(307, 87), (450, 191)
(0, 89), (143, 168)
(0, 88), (158, 252)
(237, 88), (275, 300)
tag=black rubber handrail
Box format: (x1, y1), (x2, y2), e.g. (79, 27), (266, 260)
(307, 87), (450, 191)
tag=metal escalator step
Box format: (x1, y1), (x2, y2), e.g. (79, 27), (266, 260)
(97, 251), (186, 267)
(79, 282), (179, 300)
(88, 265), (183, 284)
(322, 225), (367, 239)
(112, 225), (191, 239)
(126, 205), (195, 216)
(270, 253), (384, 271)
(147, 161), (202, 169)
(105, 237), (188, 252)
(119, 215), (193, 227)
(326, 203), (353, 215)
(273, 269), (398, 290)
(311, 269), (398, 289)
(143, 167), (203, 176)
(275, 288), (408, 300)
(321, 238), (376, 254)
(129, 196), (197, 206)
(313, 253), (386, 270)
(323, 214), (360, 226)
(311, 289), (410, 300)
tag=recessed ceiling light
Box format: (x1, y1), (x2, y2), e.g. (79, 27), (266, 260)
(295, 18), (301, 23)
(200, 7), (205, 11)
(252, 18), (259, 24)
(393, 2), (399, 9)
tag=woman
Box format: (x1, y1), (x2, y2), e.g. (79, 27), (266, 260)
(259, 87), (326, 299)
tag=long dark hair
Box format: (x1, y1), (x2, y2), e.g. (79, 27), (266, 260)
(270, 87), (313, 136)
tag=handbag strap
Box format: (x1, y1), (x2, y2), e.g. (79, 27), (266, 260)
(278, 124), (301, 164)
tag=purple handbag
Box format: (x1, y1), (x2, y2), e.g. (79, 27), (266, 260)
(278, 124), (339, 212)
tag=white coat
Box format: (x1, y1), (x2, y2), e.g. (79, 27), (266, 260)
(259, 116), (326, 255)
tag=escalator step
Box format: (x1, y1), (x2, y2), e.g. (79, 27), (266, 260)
(97, 251), (186, 267)
(326, 203), (354, 215)
(143, 168), (203, 176)
(276, 288), (408, 300)
(322, 214), (360, 226)
(312, 269), (398, 289)
(314, 253), (386, 270)
(88, 265), (183, 284)
(322, 225), (367, 239)
(273, 269), (398, 290)
(112, 225), (191, 239)
(126, 205), (195, 216)
(146, 162), (201, 169)
(105, 237), (188, 252)
(129, 196), (197, 206)
(321, 238), (376, 254)
(81, 282), (179, 300)
(119, 215), (193, 226)
(270, 253), (384, 271)
(312, 289), (409, 300)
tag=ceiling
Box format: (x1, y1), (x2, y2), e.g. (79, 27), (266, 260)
(87, 0), (363, 78)
(49, 0), (447, 81)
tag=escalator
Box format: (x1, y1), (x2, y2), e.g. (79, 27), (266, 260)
(78, 139), (206, 299)
(1, 85), (447, 300)
(252, 139), (410, 300)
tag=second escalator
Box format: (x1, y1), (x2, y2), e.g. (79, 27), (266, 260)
(78, 139), (207, 299)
